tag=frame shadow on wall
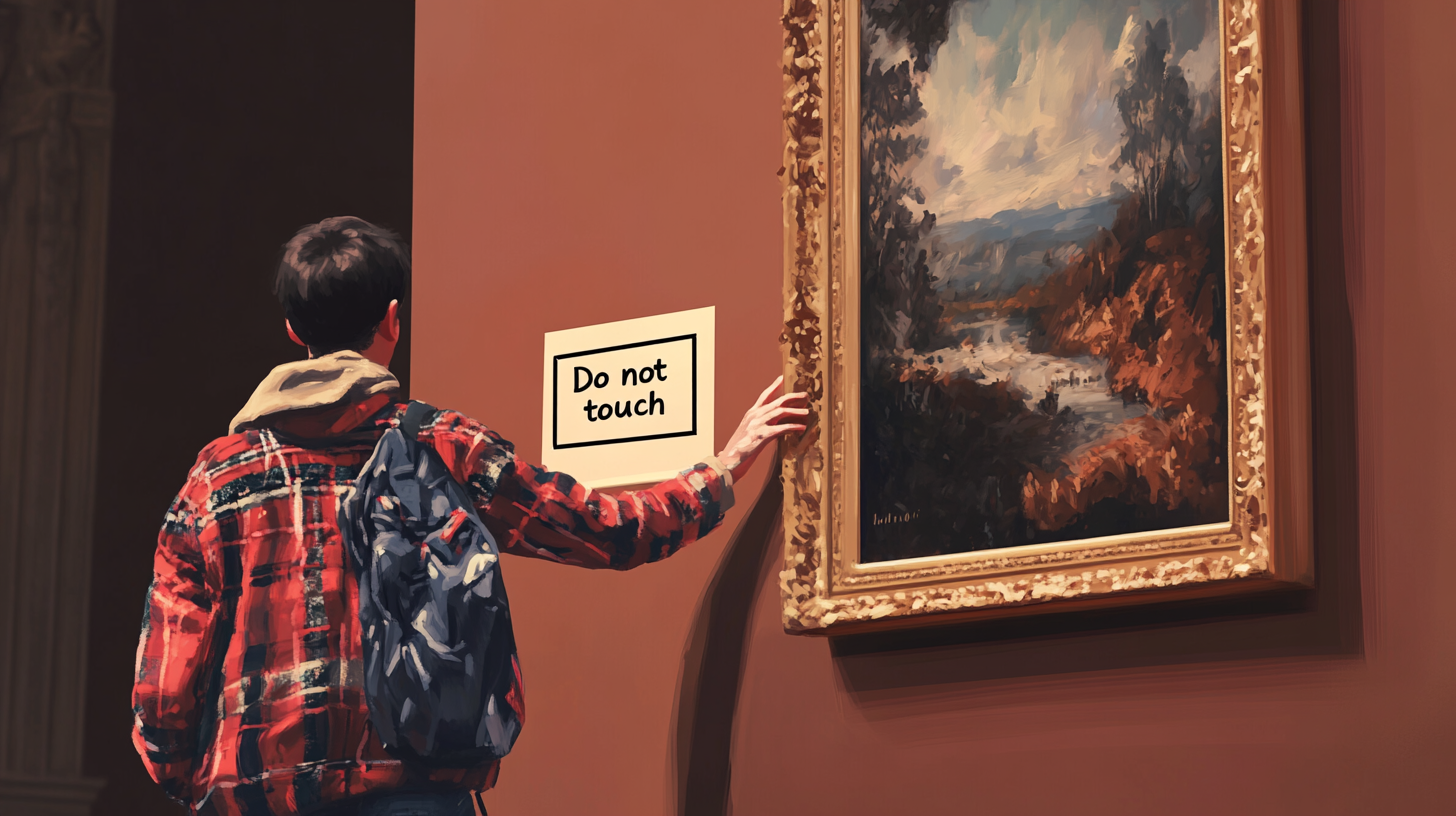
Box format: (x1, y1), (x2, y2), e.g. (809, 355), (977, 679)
(672, 3), (1359, 814)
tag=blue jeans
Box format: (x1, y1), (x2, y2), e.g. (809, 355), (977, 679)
(312, 790), (482, 816)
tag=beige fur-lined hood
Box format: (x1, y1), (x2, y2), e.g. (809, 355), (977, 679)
(229, 351), (399, 434)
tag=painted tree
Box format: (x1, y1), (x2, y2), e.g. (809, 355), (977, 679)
(860, 0), (954, 353)
(1113, 19), (1194, 229)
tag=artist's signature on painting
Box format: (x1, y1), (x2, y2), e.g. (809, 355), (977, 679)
(871, 510), (921, 527)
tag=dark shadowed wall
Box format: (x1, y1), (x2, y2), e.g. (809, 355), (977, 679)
(84, 4), (415, 814)
(414, 1), (1455, 815)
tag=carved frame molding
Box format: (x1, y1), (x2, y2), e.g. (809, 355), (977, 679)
(778, 0), (1312, 633)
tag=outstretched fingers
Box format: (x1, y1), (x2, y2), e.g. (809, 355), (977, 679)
(765, 391), (809, 410)
(762, 422), (807, 440)
(764, 406), (810, 425)
(755, 376), (785, 409)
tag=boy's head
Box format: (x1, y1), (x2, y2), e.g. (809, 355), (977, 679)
(274, 216), (409, 357)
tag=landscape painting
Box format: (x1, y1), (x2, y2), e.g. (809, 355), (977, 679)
(859, 0), (1230, 562)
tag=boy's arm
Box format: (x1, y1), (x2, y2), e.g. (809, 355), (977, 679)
(481, 457), (735, 569)
(420, 411), (734, 568)
(422, 377), (806, 570)
(132, 486), (215, 806)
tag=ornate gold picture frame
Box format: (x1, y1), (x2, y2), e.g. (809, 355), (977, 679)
(779, 0), (1312, 633)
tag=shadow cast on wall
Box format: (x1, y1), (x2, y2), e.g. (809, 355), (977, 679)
(673, 465), (784, 816)
(670, 2), (1358, 813)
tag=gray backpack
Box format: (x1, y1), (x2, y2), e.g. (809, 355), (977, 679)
(341, 401), (522, 767)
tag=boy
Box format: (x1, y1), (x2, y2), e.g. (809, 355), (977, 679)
(132, 217), (805, 816)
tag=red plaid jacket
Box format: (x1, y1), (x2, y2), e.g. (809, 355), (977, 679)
(133, 392), (733, 815)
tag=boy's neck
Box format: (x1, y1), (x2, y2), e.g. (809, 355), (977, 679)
(308, 340), (395, 370)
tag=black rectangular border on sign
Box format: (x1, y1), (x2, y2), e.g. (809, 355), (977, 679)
(552, 334), (698, 450)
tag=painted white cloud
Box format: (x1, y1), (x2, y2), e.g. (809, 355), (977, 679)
(907, 1), (1220, 223)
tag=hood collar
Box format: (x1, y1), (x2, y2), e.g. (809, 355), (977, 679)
(230, 351), (400, 435)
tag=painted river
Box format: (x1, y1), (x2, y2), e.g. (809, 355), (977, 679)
(916, 313), (1146, 445)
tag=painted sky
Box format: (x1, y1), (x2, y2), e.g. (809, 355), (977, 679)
(882, 0), (1221, 223)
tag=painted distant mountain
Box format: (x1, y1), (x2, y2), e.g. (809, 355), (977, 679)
(930, 199), (1121, 302)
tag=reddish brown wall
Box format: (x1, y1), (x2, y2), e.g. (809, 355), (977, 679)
(412, 2), (784, 813)
(413, 1), (1456, 814)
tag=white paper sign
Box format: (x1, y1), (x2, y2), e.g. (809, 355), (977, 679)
(541, 307), (714, 488)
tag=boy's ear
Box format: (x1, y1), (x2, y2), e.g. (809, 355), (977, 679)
(286, 320), (306, 347)
(380, 300), (401, 342)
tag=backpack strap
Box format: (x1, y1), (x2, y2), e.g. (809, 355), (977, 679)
(398, 400), (438, 440)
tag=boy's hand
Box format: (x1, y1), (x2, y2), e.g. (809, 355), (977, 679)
(718, 376), (808, 483)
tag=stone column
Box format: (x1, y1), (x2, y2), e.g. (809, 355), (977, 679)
(0, 2), (113, 813)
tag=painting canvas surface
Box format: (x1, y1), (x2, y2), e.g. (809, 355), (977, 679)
(859, 0), (1230, 563)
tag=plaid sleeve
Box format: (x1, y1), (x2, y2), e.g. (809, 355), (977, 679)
(480, 457), (735, 570)
(132, 482), (215, 806)
(418, 409), (735, 570)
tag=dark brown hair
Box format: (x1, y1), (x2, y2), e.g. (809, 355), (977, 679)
(274, 216), (409, 354)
